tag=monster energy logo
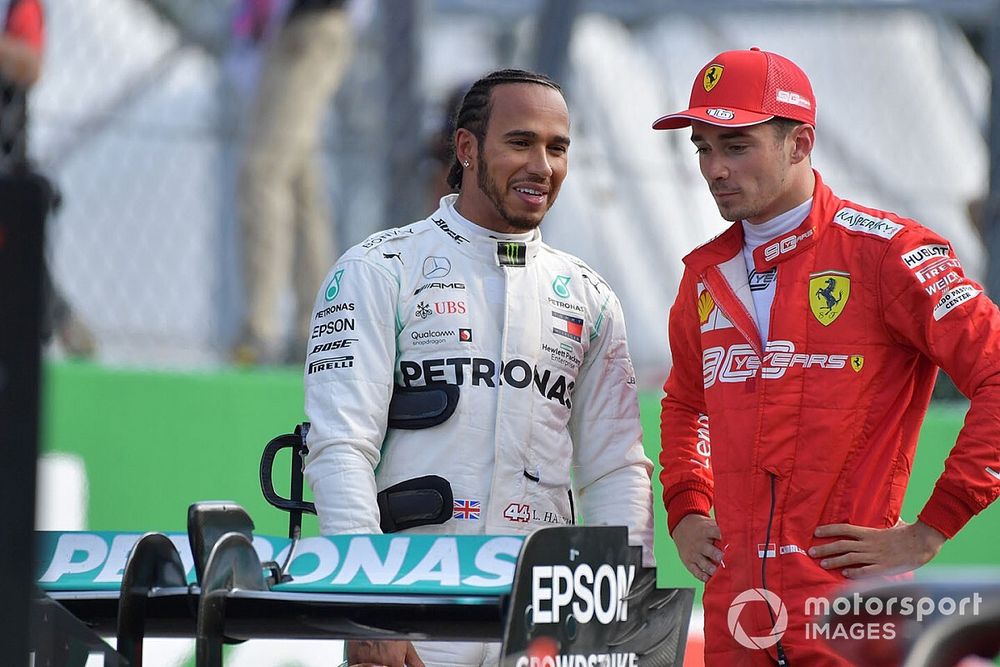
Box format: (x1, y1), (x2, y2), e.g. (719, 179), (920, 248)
(497, 241), (526, 267)
(325, 269), (345, 301)
(552, 275), (571, 298)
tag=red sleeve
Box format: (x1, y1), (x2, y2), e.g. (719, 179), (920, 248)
(6, 0), (44, 53)
(881, 226), (1000, 537)
(659, 271), (715, 534)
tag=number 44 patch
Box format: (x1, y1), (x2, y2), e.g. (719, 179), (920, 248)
(504, 503), (531, 523)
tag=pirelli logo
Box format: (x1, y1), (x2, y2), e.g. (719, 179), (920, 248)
(308, 355), (355, 374)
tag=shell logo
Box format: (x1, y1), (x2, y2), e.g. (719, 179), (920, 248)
(697, 290), (715, 325)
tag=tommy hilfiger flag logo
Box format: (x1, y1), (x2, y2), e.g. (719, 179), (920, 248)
(551, 310), (583, 342)
(453, 499), (481, 520)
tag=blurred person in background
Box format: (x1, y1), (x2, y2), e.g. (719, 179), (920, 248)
(232, 0), (353, 366)
(304, 69), (655, 667)
(0, 0), (95, 357)
(221, 0), (288, 103)
(422, 83), (467, 210)
(656, 48), (1000, 665)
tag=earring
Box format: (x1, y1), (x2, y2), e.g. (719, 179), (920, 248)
(463, 160), (470, 168)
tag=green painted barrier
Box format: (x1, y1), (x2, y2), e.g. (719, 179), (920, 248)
(42, 360), (998, 602)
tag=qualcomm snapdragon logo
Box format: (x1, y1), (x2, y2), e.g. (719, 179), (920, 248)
(728, 588), (788, 650)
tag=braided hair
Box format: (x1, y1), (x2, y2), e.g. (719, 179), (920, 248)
(445, 69), (563, 191)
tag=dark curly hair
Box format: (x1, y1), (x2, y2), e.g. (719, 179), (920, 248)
(445, 69), (563, 191)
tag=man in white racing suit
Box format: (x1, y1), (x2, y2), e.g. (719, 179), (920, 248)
(303, 69), (655, 667)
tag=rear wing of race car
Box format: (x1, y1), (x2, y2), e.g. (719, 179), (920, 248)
(35, 501), (695, 667)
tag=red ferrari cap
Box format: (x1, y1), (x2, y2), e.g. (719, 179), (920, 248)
(653, 48), (816, 130)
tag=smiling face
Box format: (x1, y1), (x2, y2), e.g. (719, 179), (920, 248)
(690, 119), (815, 225)
(454, 83), (570, 234)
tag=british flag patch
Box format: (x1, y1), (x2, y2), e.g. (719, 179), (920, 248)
(452, 499), (481, 520)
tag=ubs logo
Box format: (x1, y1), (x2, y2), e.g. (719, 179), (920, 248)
(422, 256), (452, 278)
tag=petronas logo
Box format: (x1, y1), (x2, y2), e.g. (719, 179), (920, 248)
(497, 241), (526, 267)
(325, 269), (344, 301)
(552, 275), (571, 299)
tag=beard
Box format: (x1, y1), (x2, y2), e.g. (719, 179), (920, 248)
(477, 151), (543, 231)
(716, 201), (759, 222)
(714, 162), (789, 222)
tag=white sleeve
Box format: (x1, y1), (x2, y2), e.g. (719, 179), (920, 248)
(303, 256), (398, 535)
(569, 293), (656, 567)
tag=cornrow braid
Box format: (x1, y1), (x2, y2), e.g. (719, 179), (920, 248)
(445, 68), (563, 191)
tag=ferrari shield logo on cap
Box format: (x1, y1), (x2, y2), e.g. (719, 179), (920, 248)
(703, 64), (724, 92)
(809, 271), (850, 325)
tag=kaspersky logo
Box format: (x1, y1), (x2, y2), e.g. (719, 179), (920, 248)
(728, 588), (788, 649)
(325, 269), (344, 301)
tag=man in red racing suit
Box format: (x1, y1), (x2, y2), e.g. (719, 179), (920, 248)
(655, 48), (1000, 665)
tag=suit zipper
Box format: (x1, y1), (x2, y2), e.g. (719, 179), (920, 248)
(764, 472), (791, 666)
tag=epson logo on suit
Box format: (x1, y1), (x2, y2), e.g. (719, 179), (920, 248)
(530, 563), (635, 625)
(311, 318), (356, 338)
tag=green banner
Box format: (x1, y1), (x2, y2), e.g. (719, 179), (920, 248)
(36, 532), (524, 595)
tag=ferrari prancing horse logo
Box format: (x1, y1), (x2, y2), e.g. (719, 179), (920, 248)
(703, 64), (724, 92)
(809, 271), (850, 325)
